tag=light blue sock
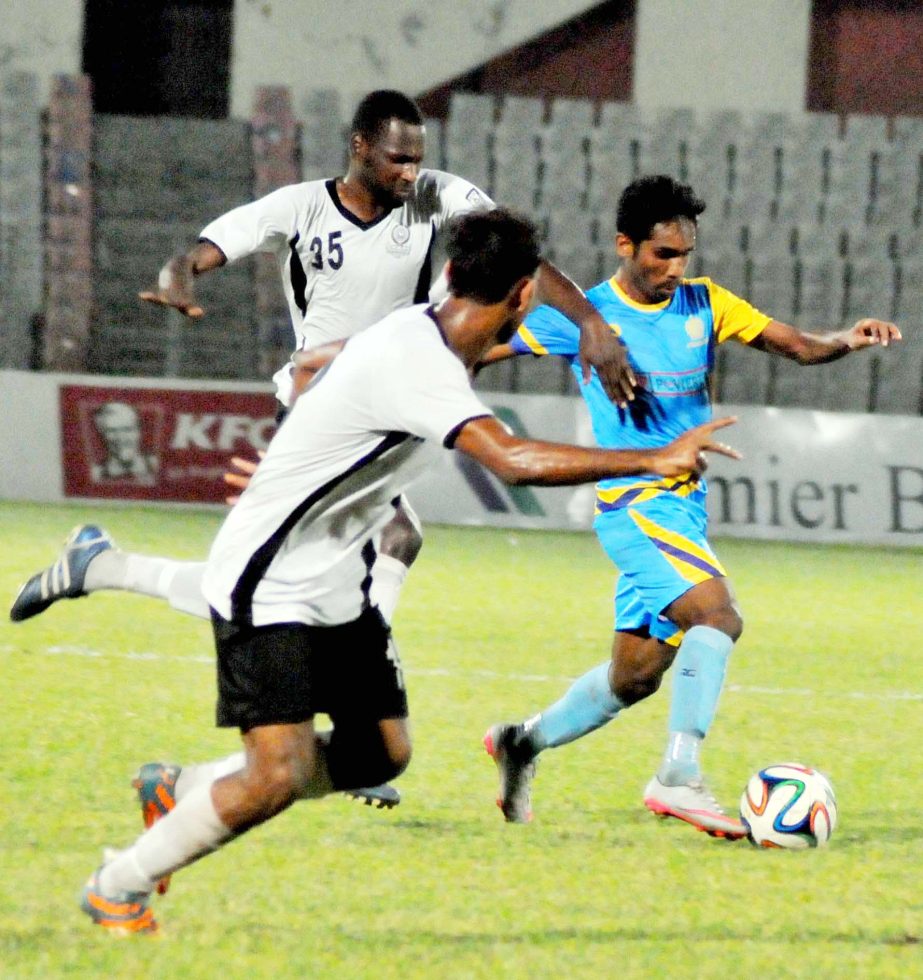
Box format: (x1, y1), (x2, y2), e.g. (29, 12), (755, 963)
(659, 625), (734, 785)
(527, 661), (624, 752)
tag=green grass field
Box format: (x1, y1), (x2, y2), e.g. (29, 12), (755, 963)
(1, 501), (921, 978)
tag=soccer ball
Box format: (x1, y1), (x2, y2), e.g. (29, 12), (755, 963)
(739, 763), (837, 849)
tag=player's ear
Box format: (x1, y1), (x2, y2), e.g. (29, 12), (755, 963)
(615, 233), (636, 260)
(350, 132), (366, 158)
(510, 276), (536, 317)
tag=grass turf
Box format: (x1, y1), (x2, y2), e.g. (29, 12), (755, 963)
(0, 501), (920, 977)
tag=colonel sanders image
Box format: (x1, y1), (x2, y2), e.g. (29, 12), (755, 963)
(90, 401), (159, 485)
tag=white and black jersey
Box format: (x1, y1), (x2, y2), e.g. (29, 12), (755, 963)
(202, 304), (492, 628)
(199, 170), (493, 406)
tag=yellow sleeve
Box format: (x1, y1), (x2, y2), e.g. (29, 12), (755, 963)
(694, 277), (772, 344)
(515, 322), (549, 355)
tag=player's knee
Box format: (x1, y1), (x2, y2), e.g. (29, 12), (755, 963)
(728, 609), (744, 641)
(614, 664), (665, 705)
(367, 727), (411, 783)
(383, 737), (412, 779)
(701, 608), (743, 642)
(243, 757), (313, 815)
(613, 642), (674, 706)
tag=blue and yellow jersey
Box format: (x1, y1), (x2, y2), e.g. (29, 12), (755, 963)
(512, 275), (771, 513)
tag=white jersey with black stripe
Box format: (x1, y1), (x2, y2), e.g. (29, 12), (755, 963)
(199, 170), (493, 406)
(201, 304), (492, 627)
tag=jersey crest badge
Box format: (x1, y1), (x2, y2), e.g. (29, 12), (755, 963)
(684, 315), (707, 348)
(387, 223), (412, 256)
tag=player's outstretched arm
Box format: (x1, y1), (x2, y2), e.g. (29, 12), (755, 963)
(454, 416), (739, 486)
(138, 240), (227, 318)
(752, 318), (902, 365)
(534, 261), (636, 407)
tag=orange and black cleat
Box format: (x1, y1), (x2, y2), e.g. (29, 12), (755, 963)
(132, 762), (180, 894)
(80, 870), (158, 935)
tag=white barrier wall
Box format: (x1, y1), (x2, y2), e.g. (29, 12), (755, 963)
(3, 370), (923, 547)
(1, 371), (275, 506)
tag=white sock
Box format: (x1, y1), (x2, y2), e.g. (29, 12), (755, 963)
(163, 563), (210, 619)
(369, 554), (409, 624)
(82, 553), (210, 620)
(84, 550), (172, 595)
(100, 782), (232, 895)
(175, 752), (245, 801)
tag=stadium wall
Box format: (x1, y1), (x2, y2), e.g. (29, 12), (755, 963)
(4, 369), (923, 549)
(1, 0), (82, 105)
(234, 0), (815, 117)
(6, 2), (922, 120)
(229, 0), (604, 119)
(634, 0), (811, 112)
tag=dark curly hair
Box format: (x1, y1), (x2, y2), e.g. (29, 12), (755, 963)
(350, 90), (423, 142)
(445, 208), (541, 304)
(616, 175), (706, 244)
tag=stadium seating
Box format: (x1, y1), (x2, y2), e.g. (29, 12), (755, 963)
(0, 71), (42, 368)
(768, 356), (823, 410)
(300, 89), (346, 180)
(444, 92), (494, 194)
(0, 77), (919, 413)
(871, 348), (923, 415)
(690, 109), (745, 222)
(541, 97), (595, 213)
(815, 354), (876, 413)
(587, 101), (644, 217)
(423, 116), (445, 171)
(715, 341), (772, 406)
(91, 115), (256, 379)
(491, 95), (545, 213)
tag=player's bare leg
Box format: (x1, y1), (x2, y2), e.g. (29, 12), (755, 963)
(83, 716), (413, 931)
(83, 722), (329, 933)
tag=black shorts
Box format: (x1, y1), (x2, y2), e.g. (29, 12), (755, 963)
(211, 606), (408, 732)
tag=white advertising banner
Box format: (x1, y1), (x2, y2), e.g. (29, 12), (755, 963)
(2, 371), (922, 548)
(703, 405), (923, 547)
(411, 396), (923, 549)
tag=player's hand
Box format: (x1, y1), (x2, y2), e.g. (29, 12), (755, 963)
(841, 318), (902, 350)
(291, 340), (346, 400)
(139, 255), (205, 318)
(577, 318), (636, 408)
(223, 452), (265, 505)
(651, 417), (741, 478)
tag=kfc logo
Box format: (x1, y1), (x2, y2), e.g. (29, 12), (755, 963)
(170, 413), (276, 451)
(60, 385), (277, 503)
(89, 401), (162, 486)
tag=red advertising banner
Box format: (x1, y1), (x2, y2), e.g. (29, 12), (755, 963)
(60, 384), (278, 503)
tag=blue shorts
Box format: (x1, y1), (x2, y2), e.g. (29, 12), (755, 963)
(593, 492), (727, 643)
